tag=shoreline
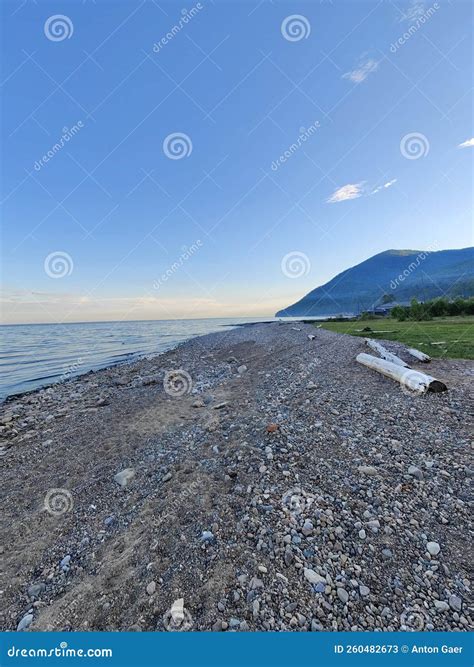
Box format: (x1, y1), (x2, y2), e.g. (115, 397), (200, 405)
(1, 318), (277, 404)
(0, 322), (472, 632)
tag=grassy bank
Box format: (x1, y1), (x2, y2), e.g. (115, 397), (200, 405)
(319, 316), (474, 359)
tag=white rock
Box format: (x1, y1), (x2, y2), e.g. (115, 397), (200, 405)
(304, 568), (326, 585)
(170, 598), (185, 623)
(146, 581), (156, 595)
(434, 600), (449, 611)
(114, 468), (135, 487)
(427, 541), (440, 556)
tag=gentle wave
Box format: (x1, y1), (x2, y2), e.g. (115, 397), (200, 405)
(0, 318), (269, 401)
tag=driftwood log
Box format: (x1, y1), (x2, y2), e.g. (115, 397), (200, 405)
(407, 347), (431, 362)
(356, 353), (447, 393)
(364, 338), (408, 367)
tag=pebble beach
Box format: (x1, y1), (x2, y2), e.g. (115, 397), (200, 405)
(0, 322), (472, 632)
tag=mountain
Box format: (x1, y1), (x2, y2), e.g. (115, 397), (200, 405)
(275, 247), (474, 318)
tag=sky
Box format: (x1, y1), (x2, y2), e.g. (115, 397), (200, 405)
(1, 0), (473, 324)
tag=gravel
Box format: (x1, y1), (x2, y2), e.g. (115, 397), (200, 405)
(0, 322), (472, 632)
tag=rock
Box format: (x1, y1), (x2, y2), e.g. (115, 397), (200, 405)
(284, 547), (294, 567)
(357, 466), (377, 476)
(408, 465), (423, 480)
(358, 529), (366, 539)
(104, 516), (115, 528)
(249, 576), (264, 591)
(337, 588), (349, 604)
(146, 581), (156, 595)
(382, 548), (393, 559)
(359, 585), (370, 597)
(311, 619), (323, 631)
(434, 600), (449, 612)
(162, 472), (172, 482)
(427, 541), (440, 556)
(302, 519), (313, 536)
(27, 583), (46, 598)
(169, 598), (185, 624)
(17, 613), (33, 631)
(60, 555), (71, 571)
(266, 423), (279, 433)
(213, 402), (228, 410)
(192, 399), (205, 408)
(237, 365), (247, 375)
(449, 594), (462, 612)
(304, 568), (325, 585)
(201, 531), (215, 544)
(114, 468), (135, 487)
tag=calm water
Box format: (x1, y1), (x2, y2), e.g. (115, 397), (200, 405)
(0, 318), (270, 401)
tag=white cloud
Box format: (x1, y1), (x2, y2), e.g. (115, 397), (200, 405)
(342, 58), (379, 84)
(458, 138), (474, 149)
(398, 1), (426, 22)
(328, 178), (397, 202)
(327, 183), (365, 203)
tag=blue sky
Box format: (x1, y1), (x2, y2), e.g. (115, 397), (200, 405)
(1, 0), (473, 323)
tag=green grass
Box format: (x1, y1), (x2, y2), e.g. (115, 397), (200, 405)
(319, 316), (474, 359)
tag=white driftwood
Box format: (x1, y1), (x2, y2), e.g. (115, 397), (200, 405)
(356, 353), (447, 394)
(407, 347), (431, 362)
(364, 338), (408, 367)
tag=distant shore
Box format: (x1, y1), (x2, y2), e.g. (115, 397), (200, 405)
(0, 322), (472, 632)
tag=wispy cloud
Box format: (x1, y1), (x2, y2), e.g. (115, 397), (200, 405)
(370, 178), (398, 195)
(327, 183), (365, 203)
(458, 138), (474, 149)
(342, 58), (379, 84)
(398, 1), (426, 22)
(327, 178), (397, 203)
